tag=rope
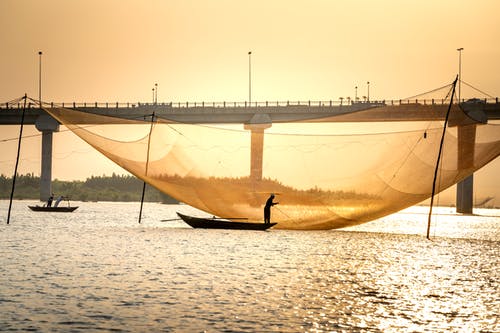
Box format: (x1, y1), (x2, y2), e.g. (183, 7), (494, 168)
(2, 96), (27, 106)
(274, 205), (291, 219)
(403, 83), (453, 100)
(25, 96), (162, 124)
(460, 80), (495, 98)
(1, 132), (48, 143)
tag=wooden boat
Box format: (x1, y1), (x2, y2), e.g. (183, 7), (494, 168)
(28, 205), (78, 212)
(177, 212), (276, 230)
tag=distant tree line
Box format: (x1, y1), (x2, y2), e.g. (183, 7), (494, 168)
(0, 173), (178, 203)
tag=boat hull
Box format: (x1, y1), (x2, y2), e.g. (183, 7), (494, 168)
(28, 206), (78, 212)
(177, 212), (276, 230)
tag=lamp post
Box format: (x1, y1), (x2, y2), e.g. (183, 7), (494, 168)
(367, 81), (370, 102)
(35, 50), (59, 202)
(155, 83), (158, 104)
(248, 51), (252, 106)
(355, 86), (358, 102)
(38, 51), (42, 108)
(457, 48), (463, 102)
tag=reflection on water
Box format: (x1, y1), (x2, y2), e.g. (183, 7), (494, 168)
(0, 201), (498, 332)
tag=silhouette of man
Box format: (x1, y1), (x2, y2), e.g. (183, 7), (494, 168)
(47, 194), (54, 207)
(264, 193), (279, 224)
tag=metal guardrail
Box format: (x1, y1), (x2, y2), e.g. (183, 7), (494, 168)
(1, 98), (499, 110)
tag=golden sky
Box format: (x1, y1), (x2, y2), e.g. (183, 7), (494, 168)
(1, 0), (499, 102)
(1, 0), (499, 202)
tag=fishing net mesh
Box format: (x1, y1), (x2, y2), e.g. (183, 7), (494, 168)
(44, 95), (500, 229)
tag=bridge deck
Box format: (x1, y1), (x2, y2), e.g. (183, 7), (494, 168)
(1, 99), (499, 125)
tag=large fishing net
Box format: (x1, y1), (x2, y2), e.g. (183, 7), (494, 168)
(43, 85), (500, 229)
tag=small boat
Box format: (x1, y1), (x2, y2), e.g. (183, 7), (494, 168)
(28, 205), (78, 212)
(177, 212), (276, 230)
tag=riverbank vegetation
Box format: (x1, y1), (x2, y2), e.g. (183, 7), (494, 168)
(0, 173), (178, 203)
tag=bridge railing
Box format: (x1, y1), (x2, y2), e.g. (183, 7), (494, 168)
(2, 98), (499, 110)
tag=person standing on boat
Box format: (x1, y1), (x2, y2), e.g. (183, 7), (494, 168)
(264, 194), (279, 224)
(47, 194), (54, 207)
(54, 195), (64, 207)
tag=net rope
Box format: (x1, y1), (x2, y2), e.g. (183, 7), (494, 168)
(460, 80), (495, 99)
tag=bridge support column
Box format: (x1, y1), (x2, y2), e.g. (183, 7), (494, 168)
(35, 115), (59, 201)
(244, 114), (272, 181)
(456, 124), (476, 214)
(456, 175), (473, 214)
(249, 128), (265, 181)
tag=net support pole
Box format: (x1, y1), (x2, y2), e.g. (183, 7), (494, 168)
(7, 95), (27, 225)
(427, 76), (458, 239)
(138, 113), (155, 224)
(138, 182), (147, 224)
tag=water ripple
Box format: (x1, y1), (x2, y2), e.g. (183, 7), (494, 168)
(0, 201), (498, 332)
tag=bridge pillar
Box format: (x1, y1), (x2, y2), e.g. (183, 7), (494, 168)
(249, 128), (265, 181)
(455, 124), (476, 214)
(35, 114), (59, 201)
(456, 175), (473, 214)
(244, 114), (272, 181)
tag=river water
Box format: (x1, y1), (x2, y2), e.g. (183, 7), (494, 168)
(0, 200), (498, 332)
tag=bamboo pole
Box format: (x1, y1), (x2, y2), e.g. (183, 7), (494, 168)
(427, 77), (458, 239)
(138, 113), (155, 224)
(7, 95), (27, 224)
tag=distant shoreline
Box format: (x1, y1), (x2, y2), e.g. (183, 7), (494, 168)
(0, 173), (178, 204)
(2, 174), (496, 209)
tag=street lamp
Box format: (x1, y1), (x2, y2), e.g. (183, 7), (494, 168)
(155, 83), (158, 104)
(367, 81), (370, 102)
(355, 86), (358, 102)
(152, 88), (155, 104)
(457, 48), (463, 102)
(38, 51), (42, 108)
(248, 51), (252, 106)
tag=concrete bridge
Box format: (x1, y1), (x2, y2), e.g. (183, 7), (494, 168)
(2, 98), (499, 214)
